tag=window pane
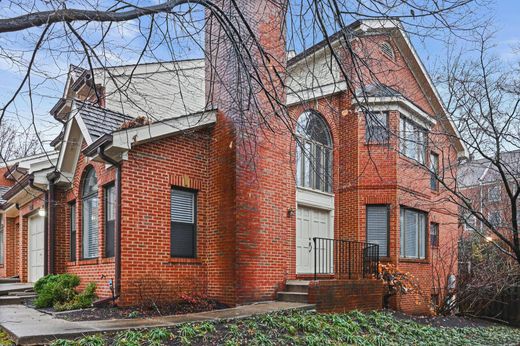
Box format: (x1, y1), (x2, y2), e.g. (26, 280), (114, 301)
(0, 218), (3, 264)
(401, 208), (427, 259)
(366, 205), (389, 257)
(82, 197), (99, 259)
(430, 153), (439, 190)
(70, 204), (76, 261)
(366, 112), (388, 143)
(315, 145), (322, 190)
(405, 209), (418, 258)
(171, 222), (195, 257)
(325, 149), (332, 192)
(296, 142), (302, 186)
(304, 141), (312, 188)
(171, 190), (195, 223)
(104, 185), (115, 258)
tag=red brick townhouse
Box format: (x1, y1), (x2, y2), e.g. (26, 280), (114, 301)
(0, 2), (465, 315)
(458, 150), (520, 238)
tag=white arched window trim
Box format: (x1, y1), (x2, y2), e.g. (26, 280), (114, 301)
(296, 111), (333, 193)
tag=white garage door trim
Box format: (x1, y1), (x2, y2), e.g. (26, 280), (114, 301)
(28, 215), (45, 283)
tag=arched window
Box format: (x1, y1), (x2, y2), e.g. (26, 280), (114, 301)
(296, 111), (333, 193)
(82, 167), (99, 259)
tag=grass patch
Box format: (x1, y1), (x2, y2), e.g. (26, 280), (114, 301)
(0, 330), (13, 346)
(50, 310), (520, 345)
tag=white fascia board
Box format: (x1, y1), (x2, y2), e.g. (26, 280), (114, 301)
(353, 96), (437, 129)
(111, 110), (217, 150)
(287, 81), (347, 105)
(56, 110), (74, 172)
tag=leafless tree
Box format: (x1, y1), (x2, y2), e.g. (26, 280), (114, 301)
(0, 120), (41, 161)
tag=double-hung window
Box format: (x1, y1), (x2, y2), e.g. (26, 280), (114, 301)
(171, 188), (197, 258)
(365, 111), (389, 144)
(366, 205), (389, 257)
(400, 207), (427, 259)
(104, 184), (115, 258)
(70, 203), (76, 261)
(82, 167), (99, 259)
(400, 116), (427, 163)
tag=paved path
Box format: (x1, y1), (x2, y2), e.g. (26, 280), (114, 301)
(0, 301), (314, 345)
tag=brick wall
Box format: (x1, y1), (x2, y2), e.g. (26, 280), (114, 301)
(308, 279), (384, 313)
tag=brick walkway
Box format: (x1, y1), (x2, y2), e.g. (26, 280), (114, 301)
(0, 301), (314, 345)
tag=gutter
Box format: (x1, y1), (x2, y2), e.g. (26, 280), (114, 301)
(97, 145), (122, 300)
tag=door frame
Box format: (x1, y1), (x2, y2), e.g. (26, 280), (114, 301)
(28, 214), (45, 283)
(295, 187), (334, 274)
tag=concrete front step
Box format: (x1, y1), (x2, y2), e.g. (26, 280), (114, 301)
(285, 281), (310, 293)
(8, 291), (36, 297)
(0, 296), (25, 305)
(277, 292), (308, 304)
(0, 277), (21, 284)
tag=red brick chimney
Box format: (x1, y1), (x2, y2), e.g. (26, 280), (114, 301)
(206, 0), (293, 304)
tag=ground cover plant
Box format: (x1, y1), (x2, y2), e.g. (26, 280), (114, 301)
(50, 309), (520, 346)
(34, 274), (97, 311)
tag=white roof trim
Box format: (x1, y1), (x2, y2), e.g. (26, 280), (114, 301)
(353, 96), (436, 128)
(287, 81), (347, 105)
(111, 110), (217, 150)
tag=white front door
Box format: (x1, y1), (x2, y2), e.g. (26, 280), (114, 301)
(28, 215), (45, 283)
(296, 205), (332, 273)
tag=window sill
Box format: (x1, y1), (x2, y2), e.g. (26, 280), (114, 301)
(162, 257), (202, 266)
(0, 264), (4, 268)
(399, 258), (429, 264)
(77, 258), (99, 266)
(100, 257), (115, 264)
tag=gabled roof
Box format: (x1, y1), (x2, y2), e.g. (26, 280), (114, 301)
(73, 100), (132, 141)
(287, 18), (467, 158)
(457, 150), (520, 188)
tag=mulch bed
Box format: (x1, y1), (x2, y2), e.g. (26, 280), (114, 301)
(388, 309), (503, 328)
(46, 299), (229, 321)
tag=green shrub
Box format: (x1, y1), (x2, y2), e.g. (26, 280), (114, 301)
(54, 283), (97, 311)
(34, 274), (96, 311)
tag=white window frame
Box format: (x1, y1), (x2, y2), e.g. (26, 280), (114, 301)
(400, 207), (427, 259)
(400, 116), (427, 164)
(365, 111), (389, 144)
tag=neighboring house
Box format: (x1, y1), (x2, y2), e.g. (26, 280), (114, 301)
(458, 150), (520, 237)
(0, 7), (464, 315)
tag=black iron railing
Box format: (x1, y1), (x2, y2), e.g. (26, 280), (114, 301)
(312, 237), (379, 280)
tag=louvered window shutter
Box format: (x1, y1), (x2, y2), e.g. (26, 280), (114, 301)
(366, 205), (389, 257)
(171, 189), (196, 258)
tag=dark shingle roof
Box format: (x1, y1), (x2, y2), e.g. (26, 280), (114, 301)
(0, 186), (11, 205)
(74, 101), (132, 140)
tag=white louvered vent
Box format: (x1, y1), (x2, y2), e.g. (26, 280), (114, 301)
(380, 42), (395, 60)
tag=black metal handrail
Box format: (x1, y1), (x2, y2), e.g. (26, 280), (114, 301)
(313, 237), (379, 280)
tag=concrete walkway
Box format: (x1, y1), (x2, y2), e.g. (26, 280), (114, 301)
(0, 283), (33, 296)
(0, 301), (314, 345)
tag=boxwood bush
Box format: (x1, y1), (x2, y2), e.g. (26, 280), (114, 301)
(34, 274), (96, 310)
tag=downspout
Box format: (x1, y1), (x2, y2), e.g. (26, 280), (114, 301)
(29, 176), (49, 276)
(46, 172), (59, 275)
(97, 146), (122, 299)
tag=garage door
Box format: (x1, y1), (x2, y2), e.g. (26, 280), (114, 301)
(296, 206), (332, 274)
(28, 215), (45, 283)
